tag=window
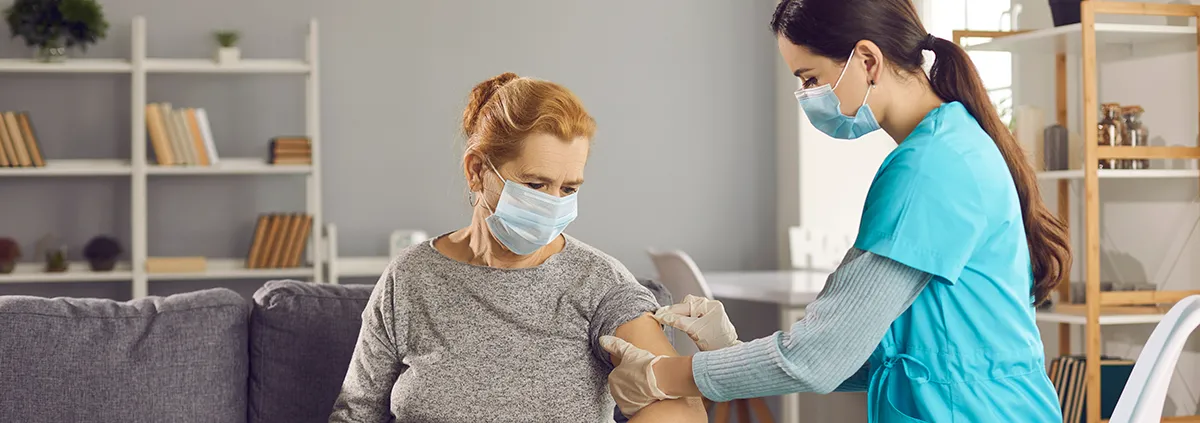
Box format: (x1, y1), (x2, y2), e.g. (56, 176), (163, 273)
(924, 0), (1014, 125)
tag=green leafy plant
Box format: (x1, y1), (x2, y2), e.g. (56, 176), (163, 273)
(214, 30), (239, 48)
(45, 247), (67, 272)
(3, 0), (109, 51)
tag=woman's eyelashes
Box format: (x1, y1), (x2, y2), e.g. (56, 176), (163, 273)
(524, 182), (577, 195)
(803, 77), (818, 88)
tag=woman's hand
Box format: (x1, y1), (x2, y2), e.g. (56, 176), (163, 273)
(599, 335), (679, 416)
(652, 295), (742, 351)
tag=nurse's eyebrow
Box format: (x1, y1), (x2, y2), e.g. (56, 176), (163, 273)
(793, 68), (812, 78)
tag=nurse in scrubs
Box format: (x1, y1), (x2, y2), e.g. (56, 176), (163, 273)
(600, 0), (1074, 421)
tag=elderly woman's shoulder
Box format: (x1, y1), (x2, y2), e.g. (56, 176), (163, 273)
(562, 235), (636, 279)
(381, 240), (442, 274)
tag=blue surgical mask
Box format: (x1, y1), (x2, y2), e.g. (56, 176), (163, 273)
(795, 49), (881, 140)
(482, 160), (578, 255)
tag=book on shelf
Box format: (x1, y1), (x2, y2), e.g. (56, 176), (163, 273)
(146, 256), (207, 273)
(245, 212), (313, 269)
(269, 136), (311, 165)
(145, 102), (221, 166)
(1049, 355), (1135, 423)
(0, 111), (46, 168)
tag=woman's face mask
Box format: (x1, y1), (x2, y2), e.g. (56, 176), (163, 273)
(793, 49), (881, 140)
(481, 159), (578, 256)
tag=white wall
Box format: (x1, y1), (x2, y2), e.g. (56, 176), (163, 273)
(1013, 0), (1200, 416)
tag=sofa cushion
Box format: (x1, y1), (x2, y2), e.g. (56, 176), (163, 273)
(0, 288), (250, 423)
(248, 279), (374, 423)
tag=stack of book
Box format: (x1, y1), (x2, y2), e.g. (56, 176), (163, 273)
(245, 212), (313, 269)
(269, 136), (311, 165)
(0, 111), (45, 167)
(145, 102), (221, 166)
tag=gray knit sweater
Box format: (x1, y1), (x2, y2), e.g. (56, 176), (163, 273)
(328, 234), (659, 423)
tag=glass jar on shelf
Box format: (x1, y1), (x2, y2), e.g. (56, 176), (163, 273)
(1097, 103), (1125, 169)
(1122, 105), (1150, 169)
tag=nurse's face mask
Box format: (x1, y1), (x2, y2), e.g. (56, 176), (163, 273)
(795, 49), (881, 140)
(480, 159), (579, 256)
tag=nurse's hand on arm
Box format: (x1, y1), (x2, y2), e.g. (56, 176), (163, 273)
(606, 314), (708, 422)
(604, 249), (932, 410)
(653, 295), (742, 351)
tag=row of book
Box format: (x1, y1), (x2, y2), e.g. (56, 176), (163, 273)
(245, 212), (313, 269)
(0, 111), (45, 167)
(1049, 355), (1135, 423)
(145, 102), (222, 166)
(268, 136), (312, 165)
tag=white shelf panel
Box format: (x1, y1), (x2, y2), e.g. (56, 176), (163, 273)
(1038, 168), (1200, 180)
(1037, 310), (1165, 325)
(0, 58), (133, 73)
(145, 59), (310, 74)
(0, 159), (133, 177)
(335, 256), (392, 278)
(966, 23), (1196, 55)
(146, 258), (312, 281)
(0, 261), (133, 284)
(146, 158), (311, 175)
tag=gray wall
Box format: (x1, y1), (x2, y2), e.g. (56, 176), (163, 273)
(0, 0), (780, 298)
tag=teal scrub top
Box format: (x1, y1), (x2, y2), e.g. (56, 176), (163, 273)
(854, 102), (1062, 422)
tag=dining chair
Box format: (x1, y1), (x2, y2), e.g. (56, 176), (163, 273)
(646, 248), (776, 423)
(1109, 295), (1200, 423)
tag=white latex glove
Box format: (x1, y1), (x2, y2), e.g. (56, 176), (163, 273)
(652, 295), (742, 351)
(599, 335), (679, 417)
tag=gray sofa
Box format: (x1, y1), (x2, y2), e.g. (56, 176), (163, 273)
(0, 279), (671, 423)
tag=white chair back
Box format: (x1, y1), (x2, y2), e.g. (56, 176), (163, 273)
(646, 249), (713, 356)
(1109, 295), (1200, 423)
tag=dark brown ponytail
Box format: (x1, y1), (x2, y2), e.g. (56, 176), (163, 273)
(771, 0), (1072, 304)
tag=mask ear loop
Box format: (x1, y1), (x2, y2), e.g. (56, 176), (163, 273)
(831, 49), (857, 91)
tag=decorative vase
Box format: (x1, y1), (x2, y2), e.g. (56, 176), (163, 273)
(0, 260), (14, 274)
(88, 258), (117, 272)
(216, 47), (240, 64)
(35, 39), (67, 63)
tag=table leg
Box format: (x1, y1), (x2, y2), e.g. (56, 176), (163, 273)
(778, 306), (806, 422)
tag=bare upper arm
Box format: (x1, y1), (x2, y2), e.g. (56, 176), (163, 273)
(610, 313), (708, 423)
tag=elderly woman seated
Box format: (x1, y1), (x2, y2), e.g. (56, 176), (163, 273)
(328, 72), (706, 423)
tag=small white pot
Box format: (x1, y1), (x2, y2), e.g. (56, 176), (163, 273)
(215, 47), (240, 64)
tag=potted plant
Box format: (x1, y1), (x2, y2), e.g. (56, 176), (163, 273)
(213, 30), (240, 64)
(83, 235), (122, 271)
(3, 0), (109, 63)
(0, 237), (20, 274)
(44, 246), (67, 272)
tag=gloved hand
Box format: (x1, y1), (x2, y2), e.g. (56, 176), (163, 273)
(652, 295), (742, 351)
(599, 335), (678, 417)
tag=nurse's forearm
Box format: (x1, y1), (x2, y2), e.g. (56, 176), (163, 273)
(684, 249), (931, 402)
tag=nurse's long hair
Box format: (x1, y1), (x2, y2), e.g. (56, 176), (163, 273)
(771, 0), (1072, 305)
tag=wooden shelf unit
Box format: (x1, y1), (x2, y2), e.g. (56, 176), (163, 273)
(956, 2), (1200, 422)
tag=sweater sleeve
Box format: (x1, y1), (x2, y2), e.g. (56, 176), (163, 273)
(329, 269), (406, 422)
(690, 248), (930, 402)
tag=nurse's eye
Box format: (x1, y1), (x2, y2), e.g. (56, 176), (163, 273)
(526, 182), (546, 190)
(802, 77), (818, 88)
(562, 186), (577, 195)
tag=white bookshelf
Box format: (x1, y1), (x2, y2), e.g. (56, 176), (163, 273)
(146, 158), (312, 175)
(322, 223), (391, 284)
(0, 58), (132, 73)
(0, 16), (323, 296)
(965, 22), (1196, 56)
(0, 159), (132, 177)
(0, 261), (133, 284)
(1037, 168), (1200, 180)
(144, 258), (313, 281)
(1036, 310), (1165, 325)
